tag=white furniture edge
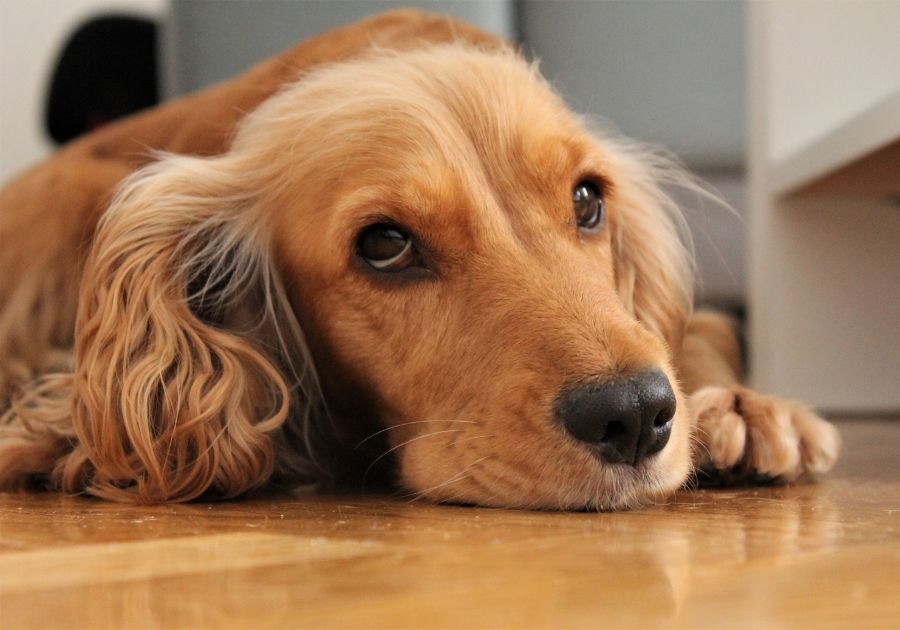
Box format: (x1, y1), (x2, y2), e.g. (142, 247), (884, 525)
(770, 88), (900, 197)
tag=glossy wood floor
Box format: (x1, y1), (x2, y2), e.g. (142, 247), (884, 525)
(1, 419), (898, 629)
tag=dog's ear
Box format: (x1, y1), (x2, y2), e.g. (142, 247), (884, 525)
(606, 140), (694, 352)
(1, 154), (322, 502)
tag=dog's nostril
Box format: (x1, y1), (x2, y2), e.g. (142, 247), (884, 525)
(601, 421), (627, 443)
(647, 412), (674, 457)
(556, 369), (676, 466)
(654, 404), (675, 428)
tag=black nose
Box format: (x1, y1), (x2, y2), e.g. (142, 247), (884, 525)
(555, 370), (676, 466)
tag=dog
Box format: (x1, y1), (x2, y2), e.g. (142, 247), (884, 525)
(0, 11), (840, 508)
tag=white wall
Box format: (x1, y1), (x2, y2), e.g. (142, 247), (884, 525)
(0, 0), (164, 183)
(765, 0), (900, 163)
(748, 1), (900, 412)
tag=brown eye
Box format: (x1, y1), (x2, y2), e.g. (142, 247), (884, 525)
(357, 223), (418, 271)
(573, 180), (605, 231)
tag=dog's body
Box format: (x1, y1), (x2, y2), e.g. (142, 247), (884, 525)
(0, 11), (839, 508)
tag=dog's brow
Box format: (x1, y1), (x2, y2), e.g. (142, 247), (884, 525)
(332, 172), (481, 237)
(528, 136), (587, 179)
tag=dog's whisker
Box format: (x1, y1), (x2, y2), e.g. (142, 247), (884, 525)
(361, 429), (464, 489)
(354, 419), (478, 450)
(393, 433), (495, 502)
(451, 434), (495, 447)
(400, 454), (491, 504)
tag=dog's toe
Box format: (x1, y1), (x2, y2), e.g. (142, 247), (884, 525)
(692, 386), (746, 470)
(790, 401), (841, 475)
(689, 386), (839, 485)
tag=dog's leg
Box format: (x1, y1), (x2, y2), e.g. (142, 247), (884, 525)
(676, 310), (840, 482)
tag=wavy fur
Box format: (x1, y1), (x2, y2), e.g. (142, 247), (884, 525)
(1, 153), (325, 501)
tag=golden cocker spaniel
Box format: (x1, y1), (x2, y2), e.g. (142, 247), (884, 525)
(0, 11), (839, 508)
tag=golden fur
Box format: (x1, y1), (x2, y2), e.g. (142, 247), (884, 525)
(0, 11), (839, 508)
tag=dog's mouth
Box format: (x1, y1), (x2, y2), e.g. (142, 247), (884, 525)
(394, 408), (691, 511)
(425, 457), (675, 511)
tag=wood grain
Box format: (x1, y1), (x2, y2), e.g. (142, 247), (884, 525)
(1, 419), (898, 629)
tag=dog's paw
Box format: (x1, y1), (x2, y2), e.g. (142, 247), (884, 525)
(688, 386), (840, 484)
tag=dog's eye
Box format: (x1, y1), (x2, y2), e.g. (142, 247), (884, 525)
(357, 223), (418, 271)
(573, 180), (605, 231)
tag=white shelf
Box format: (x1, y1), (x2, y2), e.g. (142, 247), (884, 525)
(748, 2), (900, 412)
(770, 89), (900, 198)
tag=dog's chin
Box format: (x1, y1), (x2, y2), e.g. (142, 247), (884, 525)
(398, 425), (692, 511)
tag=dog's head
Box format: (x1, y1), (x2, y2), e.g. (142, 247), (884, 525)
(70, 45), (695, 508)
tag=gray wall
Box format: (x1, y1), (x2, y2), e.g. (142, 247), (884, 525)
(167, 0), (514, 96)
(519, 0), (745, 171)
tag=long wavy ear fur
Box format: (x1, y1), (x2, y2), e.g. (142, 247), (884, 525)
(0, 155), (322, 502)
(602, 136), (696, 352)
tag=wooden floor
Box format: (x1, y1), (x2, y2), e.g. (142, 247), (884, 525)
(1, 419), (898, 629)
